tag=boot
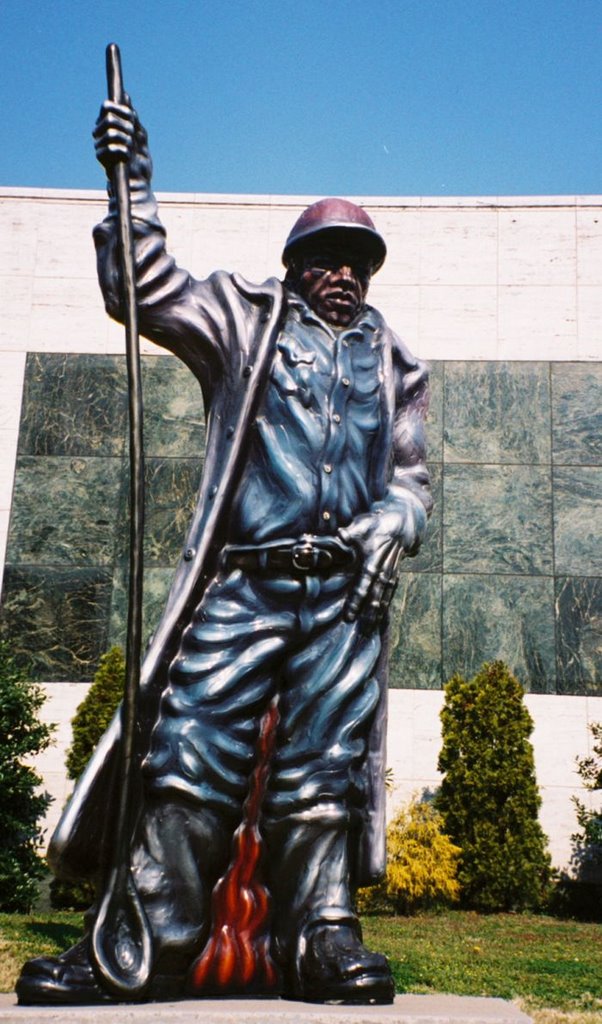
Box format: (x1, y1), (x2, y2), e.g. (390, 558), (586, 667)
(267, 816), (394, 1004)
(17, 798), (230, 1005)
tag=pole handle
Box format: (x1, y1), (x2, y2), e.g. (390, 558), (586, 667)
(106, 43), (125, 105)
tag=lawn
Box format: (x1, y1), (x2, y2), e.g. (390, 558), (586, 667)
(0, 910), (600, 1018)
(362, 911), (602, 1014)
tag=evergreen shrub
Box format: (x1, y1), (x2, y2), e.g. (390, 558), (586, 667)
(554, 721), (602, 917)
(0, 641), (53, 912)
(66, 646), (125, 781)
(436, 661), (552, 912)
(571, 721), (602, 874)
(50, 647), (124, 909)
(356, 797), (461, 914)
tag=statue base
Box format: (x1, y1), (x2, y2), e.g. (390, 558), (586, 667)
(0, 993), (532, 1023)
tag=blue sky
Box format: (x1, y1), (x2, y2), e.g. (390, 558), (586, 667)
(2, 0), (601, 196)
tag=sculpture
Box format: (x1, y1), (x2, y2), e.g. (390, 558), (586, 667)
(17, 69), (432, 1007)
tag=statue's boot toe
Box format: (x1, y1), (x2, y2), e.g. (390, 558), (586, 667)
(291, 921), (395, 1005)
(16, 938), (114, 1005)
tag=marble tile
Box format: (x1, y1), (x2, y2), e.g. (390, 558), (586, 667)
(18, 353), (127, 456)
(444, 362), (551, 464)
(0, 351), (26, 431)
(141, 356), (206, 457)
(33, 205), (98, 280)
(525, 693), (594, 788)
(576, 209), (602, 286)
(424, 360), (443, 461)
(442, 574), (556, 692)
(7, 456), (123, 566)
(190, 206), (273, 281)
(0, 566), (112, 681)
(551, 363), (602, 465)
(0, 274), (32, 350)
(418, 209), (498, 286)
(115, 457), (202, 567)
(554, 467), (602, 577)
(400, 462), (442, 574)
(29, 275), (107, 353)
(0, 202), (38, 275)
(419, 284), (497, 352)
(374, 210), (421, 288)
(556, 577), (602, 695)
(576, 286), (602, 360)
(497, 285), (577, 360)
(498, 208), (576, 287)
(387, 573), (442, 689)
(443, 464), (553, 575)
(108, 566), (176, 653)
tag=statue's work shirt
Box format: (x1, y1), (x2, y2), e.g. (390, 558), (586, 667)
(232, 294), (383, 543)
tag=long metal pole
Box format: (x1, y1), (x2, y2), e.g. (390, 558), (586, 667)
(90, 43), (152, 999)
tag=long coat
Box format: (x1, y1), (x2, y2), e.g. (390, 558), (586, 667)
(49, 220), (431, 888)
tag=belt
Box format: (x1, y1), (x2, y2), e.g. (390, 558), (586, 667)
(221, 536), (358, 577)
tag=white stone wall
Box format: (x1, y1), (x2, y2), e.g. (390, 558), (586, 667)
(2, 187), (601, 872)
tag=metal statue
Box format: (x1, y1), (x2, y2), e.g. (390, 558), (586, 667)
(18, 51), (432, 1007)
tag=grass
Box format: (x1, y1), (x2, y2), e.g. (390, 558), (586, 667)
(361, 911), (602, 1014)
(0, 912), (81, 994)
(0, 909), (600, 1017)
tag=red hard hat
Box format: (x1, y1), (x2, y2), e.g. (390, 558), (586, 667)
(282, 198), (386, 273)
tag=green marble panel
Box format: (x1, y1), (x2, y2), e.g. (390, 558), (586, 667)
(554, 467), (602, 577)
(6, 456), (122, 566)
(0, 566), (112, 681)
(388, 573), (442, 688)
(108, 567), (176, 653)
(141, 356), (206, 457)
(425, 360), (443, 461)
(556, 577), (602, 695)
(442, 574), (556, 692)
(115, 457), (203, 567)
(18, 353), (127, 456)
(552, 363), (602, 465)
(443, 464), (553, 575)
(444, 362), (551, 464)
(400, 462), (442, 573)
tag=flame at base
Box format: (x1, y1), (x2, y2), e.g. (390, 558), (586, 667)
(188, 700), (280, 995)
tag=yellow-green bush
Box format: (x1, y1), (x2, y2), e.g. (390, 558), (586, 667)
(357, 797), (461, 914)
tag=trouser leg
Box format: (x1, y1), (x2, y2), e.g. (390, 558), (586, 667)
(130, 795), (231, 979)
(266, 818), (394, 1004)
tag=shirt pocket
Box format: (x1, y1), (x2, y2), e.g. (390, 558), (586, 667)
(270, 336), (317, 401)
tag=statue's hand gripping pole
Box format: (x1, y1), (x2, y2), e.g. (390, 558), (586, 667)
(90, 43), (153, 1000)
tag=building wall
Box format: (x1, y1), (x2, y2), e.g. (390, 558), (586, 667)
(1, 188), (601, 869)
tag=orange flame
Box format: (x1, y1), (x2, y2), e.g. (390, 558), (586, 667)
(188, 700), (280, 995)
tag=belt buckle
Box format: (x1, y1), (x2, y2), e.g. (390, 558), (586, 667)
(291, 541), (334, 573)
(292, 541), (316, 573)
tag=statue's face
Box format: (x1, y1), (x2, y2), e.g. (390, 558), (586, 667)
(297, 249), (371, 327)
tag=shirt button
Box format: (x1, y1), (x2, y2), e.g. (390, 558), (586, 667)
(332, 413), (341, 423)
(342, 377), (350, 387)
(322, 510), (331, 521)
(324, 464), (332, 474)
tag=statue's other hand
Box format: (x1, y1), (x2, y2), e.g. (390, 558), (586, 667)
(93, 98), (152, 182)
(339, 500), (426, 629)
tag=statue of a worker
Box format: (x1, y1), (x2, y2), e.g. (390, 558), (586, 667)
(18, 96), (431, 1006)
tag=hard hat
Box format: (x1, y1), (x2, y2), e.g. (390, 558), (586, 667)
(282, 198), (386, 273)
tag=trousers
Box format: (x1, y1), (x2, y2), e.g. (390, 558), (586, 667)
(143, 567), (383, 831)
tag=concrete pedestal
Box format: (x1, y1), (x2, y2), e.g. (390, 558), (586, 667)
(0, 993), (532, 1024)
